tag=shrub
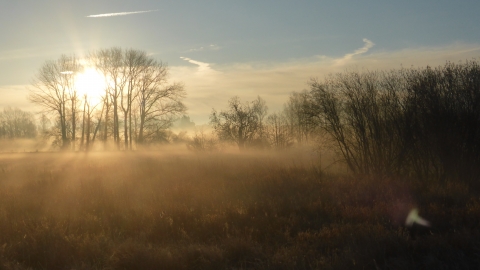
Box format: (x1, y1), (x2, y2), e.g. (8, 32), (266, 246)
(309, 60), (480, 183)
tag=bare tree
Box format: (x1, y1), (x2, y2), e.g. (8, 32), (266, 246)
(0, 107), (37, 139)
(210, 96), (268, 150)
(266, 112), (293, 150)
(284, 90), (315, 144)
(121, 49), (154, 150)
(89, 51), (112, 148)
(28, 55), (81, 150)
(31, 49), (187, 150)
(91, 48), (127, 149)
(91, 48), (185, 148)
(135, 62), (186, 145)
(79, 94), (101, 151)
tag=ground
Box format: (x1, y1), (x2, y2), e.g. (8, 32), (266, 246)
(0, 150), (478, 269)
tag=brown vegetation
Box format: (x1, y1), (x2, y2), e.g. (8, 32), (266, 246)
(308, 61), (480, 182)
(0, 151), (478, 269)
(4, 55), (480, 269)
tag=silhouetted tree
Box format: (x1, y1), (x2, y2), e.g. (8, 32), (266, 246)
(134, 62), (186, 145)
(91, 48), (186, 148)
(90, 48), (126, 149)
(28, 55), (81, 150)
(309, 71), (409, 175)
(308, 61), (480, 182)
(284, 90), (315, 144)
(210, 96), (268, 150)
(402, 61), (480, 181)
(266, 112), (293, 150)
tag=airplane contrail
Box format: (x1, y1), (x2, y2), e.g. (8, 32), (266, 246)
(86, 10), (158, 18)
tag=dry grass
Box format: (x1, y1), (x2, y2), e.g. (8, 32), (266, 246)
(0, 150), (478, 269)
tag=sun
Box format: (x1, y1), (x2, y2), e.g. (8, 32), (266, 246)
(75, 67), (106, 105)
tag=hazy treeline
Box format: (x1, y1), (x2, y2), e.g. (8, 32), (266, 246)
(190, 91), (314, 152)
(0, 107), (37, 139)
(205, 60), (480, 181)
(9, 49), (480, 181)
(24, 47), (318, 152)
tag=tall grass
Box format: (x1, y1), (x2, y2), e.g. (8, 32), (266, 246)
(0, 151), (478, 269)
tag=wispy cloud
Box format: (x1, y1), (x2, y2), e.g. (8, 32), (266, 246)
(186, 44), (221, 53)
(172, 43), (480, 124)
(180, 57), (214, 73)
(86, 10), (158, 18)
(3, 42), (479, 124)
(335, 38), (375, 65)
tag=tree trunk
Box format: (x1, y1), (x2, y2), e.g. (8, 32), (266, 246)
(138, 115), (145, 144)
(61, 102), (69, 150)
(113, 98), (120, 149)
(92, 101), (105, 144)
(86, 104), (91, 151)
(103, 93), (109, 149)
(71, 98), (76, 151)
(80, 98), (86, 150)
(128, 100), (133, 150)
(124, 111), (128, 150)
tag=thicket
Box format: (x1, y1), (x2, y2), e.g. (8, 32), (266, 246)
(309, 60), (480, 183)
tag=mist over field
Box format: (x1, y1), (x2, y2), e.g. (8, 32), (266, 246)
(1, 57), (480, 269)
(2, 1), (480, 268)
(0, 148), (478, 269)
(0, 52), (479, 268)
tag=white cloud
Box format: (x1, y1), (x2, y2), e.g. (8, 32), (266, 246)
(179, 57), (215, 74)
(186, 44), (222, 53)
(172, 43), (480, 124)
(335, 38), (375, 66)
(86, 10), (158, 18)
(2, 42), (479, 125)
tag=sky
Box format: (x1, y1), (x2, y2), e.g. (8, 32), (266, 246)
(1, 0), (480, 124)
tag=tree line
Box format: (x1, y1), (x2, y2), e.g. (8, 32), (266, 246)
(205, 92), (315, 151)
(24, 47), (316, 152)
(206, 60), (480, 182)
(8, 49), (480, 181)
(0, 107), (37, 139)
(28, 48), (186, 151)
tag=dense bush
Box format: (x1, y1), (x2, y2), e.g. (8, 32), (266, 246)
(309, 60), (480, 183)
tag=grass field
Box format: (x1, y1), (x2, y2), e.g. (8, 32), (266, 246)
(0, 150), (479, 269)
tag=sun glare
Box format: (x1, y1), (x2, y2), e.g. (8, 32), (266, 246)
(75, 67), (106, 105)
